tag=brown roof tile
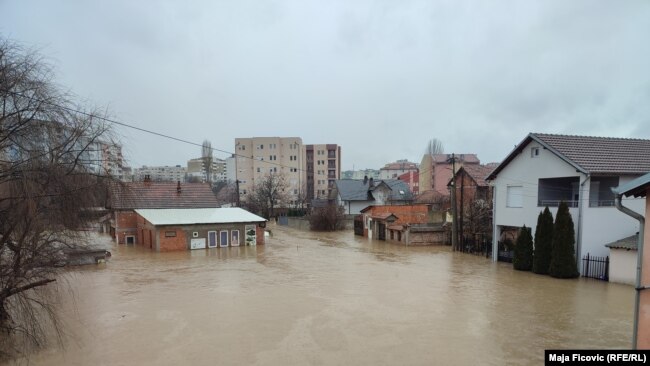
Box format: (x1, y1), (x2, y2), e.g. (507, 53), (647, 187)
(109, 182), (219, 209)
(535, 133), (650, 174)
(459, 164), (495, 187)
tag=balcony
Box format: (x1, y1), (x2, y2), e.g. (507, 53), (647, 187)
(537, 177), (579, 207)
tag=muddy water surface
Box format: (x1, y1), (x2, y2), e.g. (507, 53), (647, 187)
(9, 226), (634, 365)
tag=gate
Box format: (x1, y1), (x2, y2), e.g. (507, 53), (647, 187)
(378, 223), (386, 240)
(582, 253), (609, 281)
(354, 216), (364, 236)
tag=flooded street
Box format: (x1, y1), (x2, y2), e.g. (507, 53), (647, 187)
(10, 225), (634, 365)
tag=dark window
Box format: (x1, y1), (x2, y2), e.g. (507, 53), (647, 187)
(165, 231), (177, 237)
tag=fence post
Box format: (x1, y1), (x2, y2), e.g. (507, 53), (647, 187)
(584, 253), (590, 278)
(605, 256), (609, 281)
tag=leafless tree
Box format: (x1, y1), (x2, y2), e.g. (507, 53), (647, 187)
(307, 203), (346, 231)
(424, 138), (444, 156)
(213, 180), (238, 207)
(201, 140), (213, 184)
(0, 39), (117, 359)
(247, 173), (288, 219)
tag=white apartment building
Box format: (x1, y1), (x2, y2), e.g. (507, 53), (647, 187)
(134, 165), (187, 182)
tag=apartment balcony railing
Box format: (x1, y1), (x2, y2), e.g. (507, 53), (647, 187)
(589, 200), (616, 207)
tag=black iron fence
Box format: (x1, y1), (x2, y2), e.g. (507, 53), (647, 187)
(582, 253), (609, 281)
(459, 236), (493, 258)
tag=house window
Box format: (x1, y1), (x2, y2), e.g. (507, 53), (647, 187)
(506, 186), (523, 208)
(165, 231), (176, 237)
(531, 147), (540, 158)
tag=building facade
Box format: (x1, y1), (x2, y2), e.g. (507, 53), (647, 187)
(305, 144), (341, 200)
(134, 165), (187, 182)
(419, 153), (480, 196)
(235, 137), (304, 206)
(187, 157), (227, 183)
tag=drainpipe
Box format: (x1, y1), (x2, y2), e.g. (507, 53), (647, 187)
(576, 174), (589, 272)
(614, 193), (645, 350)
(491, 182), (498, 262)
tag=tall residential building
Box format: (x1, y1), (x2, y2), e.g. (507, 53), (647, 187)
(235, 137), (304, 206)
(305, 144), (341, 200)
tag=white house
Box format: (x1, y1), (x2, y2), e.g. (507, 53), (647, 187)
(487, 133), (650, 273)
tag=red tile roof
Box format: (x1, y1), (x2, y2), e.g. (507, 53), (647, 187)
(363, 205), (429, 225)
(109, 182), (219, 209)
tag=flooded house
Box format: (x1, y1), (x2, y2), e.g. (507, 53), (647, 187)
(135, 208), (266, 251)
(356, 204), (448, 245)
(107, 177), (220, 244)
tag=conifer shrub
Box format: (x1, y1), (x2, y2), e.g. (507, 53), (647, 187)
(549, 201), (579, 278)
(513, 225), (533, 271)
(532, 207), (554, 274)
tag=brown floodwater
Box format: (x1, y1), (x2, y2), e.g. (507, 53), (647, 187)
(6, 225), (634, 365)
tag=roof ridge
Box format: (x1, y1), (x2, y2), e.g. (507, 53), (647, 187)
(533, 132), (650, 142)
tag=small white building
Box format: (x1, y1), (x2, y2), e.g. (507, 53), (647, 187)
(605, 235), (638, 285)
(487, 133), (650, 273)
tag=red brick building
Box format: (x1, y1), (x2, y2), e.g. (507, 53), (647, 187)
(357, 205), (447, 245)
(135, 208), (266, 251)
(107, 180), (219, 244)
(448, 164), (495, 245)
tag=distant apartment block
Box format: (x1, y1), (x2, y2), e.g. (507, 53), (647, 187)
(305, 144), (341, 200)
(342, 169), (380, 180)
(419, 153), (480, 196)
(134, 165), (187, 182)
(235, 137), (304, 206)
(187, 157), (227, 183)
(234, 138), (342, 206)
(379, 159), (419, 179)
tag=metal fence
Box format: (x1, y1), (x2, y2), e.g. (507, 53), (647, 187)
(582, 253), (609, 281)
(459, 236), (493, 258)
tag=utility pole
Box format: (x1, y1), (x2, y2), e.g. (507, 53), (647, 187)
(450, 153), (458, 251)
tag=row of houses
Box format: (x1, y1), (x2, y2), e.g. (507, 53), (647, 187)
(331, 132), (650, 284)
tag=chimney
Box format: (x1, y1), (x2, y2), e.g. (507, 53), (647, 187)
(363, 175), (368, 184)
(177, 180), (181, 194)
(144, 174), (151, 186)
(368, 177), (374, 188)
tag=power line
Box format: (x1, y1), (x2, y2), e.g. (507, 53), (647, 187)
(3, 89), (309, 173)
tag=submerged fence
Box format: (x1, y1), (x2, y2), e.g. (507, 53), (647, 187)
(582, 253), (609, 281)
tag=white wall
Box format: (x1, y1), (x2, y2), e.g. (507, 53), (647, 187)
(493, 140), (583, 231)
(581, 176), (645, 257)
(609, 248), (637, 285)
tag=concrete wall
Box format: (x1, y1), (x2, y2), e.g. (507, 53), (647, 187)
(608, 248), (637, 285)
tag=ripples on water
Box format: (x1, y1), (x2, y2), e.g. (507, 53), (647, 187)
(6, 225), (634, 366)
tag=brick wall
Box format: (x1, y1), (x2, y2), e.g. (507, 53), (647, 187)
(115, 210), (138, 244)
(159, 228), (187, 251)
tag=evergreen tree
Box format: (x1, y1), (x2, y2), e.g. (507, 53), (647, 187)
(549, 201), (580, 278)
(532, 207), (554, 274)
(513, 226), (533, 271)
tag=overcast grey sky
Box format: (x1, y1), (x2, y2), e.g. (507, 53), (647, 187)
(2, 0), (649, 170)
